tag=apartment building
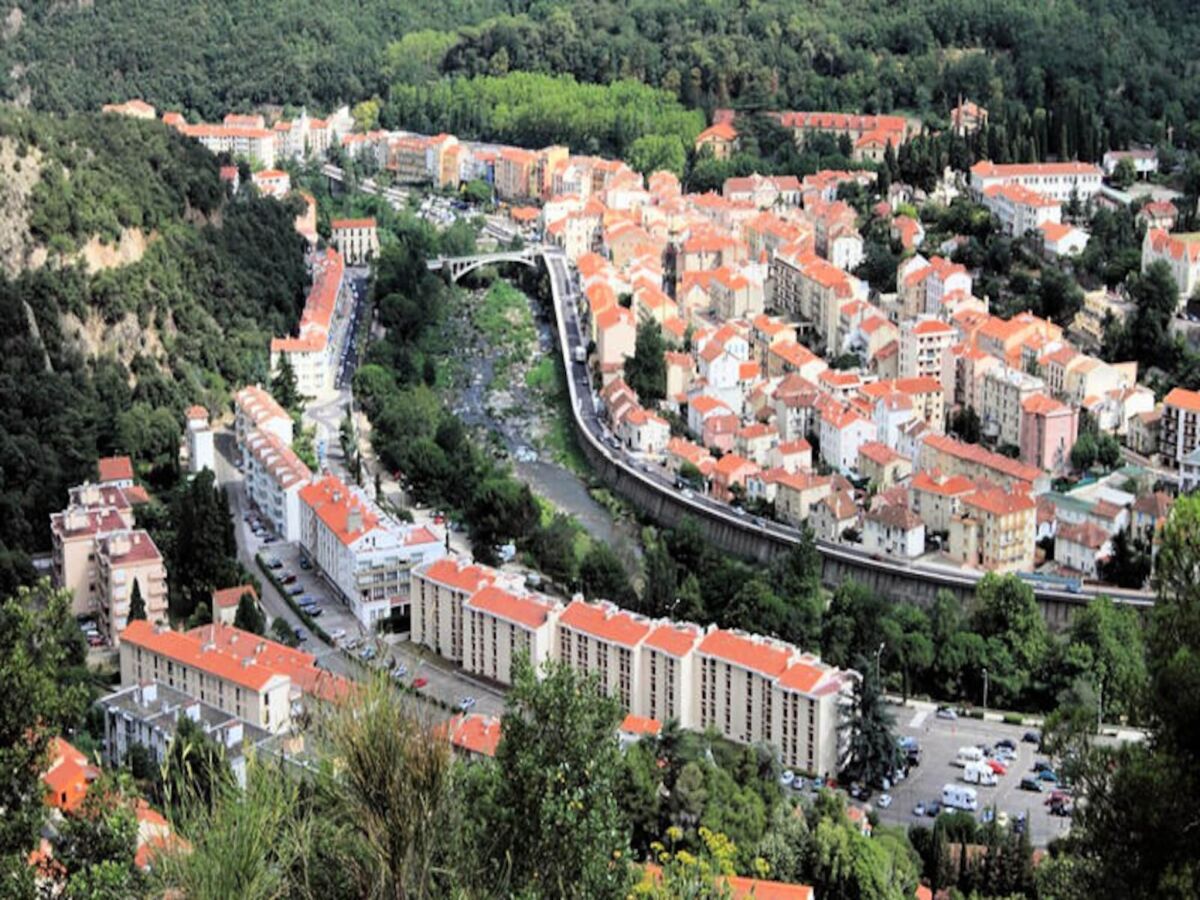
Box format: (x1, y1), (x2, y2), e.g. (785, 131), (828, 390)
(696, 629), (855, 776)
(920, 433), (1049, 494)
(461, 584), (562, 685)
(969, 160), (1103, 203)
(641, 621), (704, 728)
(97, 680), (268, 788)
(1160, 387), (1200, 468)
(495, 147), (538, 200)
(557, 600), (654, 711)
(94, 531), (168, 645)
(185, 405), (215, 473)
(981, 183), (1061, 237)
(270, 248), (346, 399)
(899, 318), (956, 380)
(330, 218), (379, 265)
(241, 428), (311, 542)
(298, 474), (446, 629)
(863, 504), (925, 559)
(1019, 393), (1079, 474)
(411, 558), (497, 662)
(949, 488), (1037, 573)
(51, 501), (135, 617)
(695, 123), (739, 160)
(233, 385), (293, 449)
(177, 123), (276, 167)
(981, 365), (1046, 448)
(1141, 228), (1200, 304)
(909, 470), (976, 534)
(119, 621), (292, 734)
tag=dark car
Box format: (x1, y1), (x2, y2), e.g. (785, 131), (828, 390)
(287, 584), (304, 596)
(996, 738), (1017, 751)
(925, 801), (941, 817)
(1023, 730), (1042, 744)
(1020, 776), (1044, 792)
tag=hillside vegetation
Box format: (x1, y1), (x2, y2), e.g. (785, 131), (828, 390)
(0, 110), (307, 590)
(3, 1), (1200, 160)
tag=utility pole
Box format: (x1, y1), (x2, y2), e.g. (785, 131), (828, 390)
(875, 641), (886, 685)
(1097, 678), (1103, 735)
(982, 667), (989, 713)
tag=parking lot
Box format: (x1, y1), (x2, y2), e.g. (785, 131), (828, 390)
(870, 702), (1073, 846)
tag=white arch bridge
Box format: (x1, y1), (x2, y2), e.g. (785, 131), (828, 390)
(426, 247), (544, 282)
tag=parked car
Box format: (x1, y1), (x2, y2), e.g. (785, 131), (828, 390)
(294, 627), (308, 642)
(299, 558), (312, 570)
(779, 770), (795, 787)
(360, 646), (376, 662)
(266, 558), (283, 569)
(303, 606), (322, 618)
(996, 738), (1017, 751)
(344, 637), (361, 651)
(329, 628), (346, 642)
(912, 802), (926, 817)
(791, 777), (807, 792)
(1020, 776), (1044, 792)
(1022, 730), (1042, 744)
(392, 664), (408, 679)
(877, 794), (893, 809)
(412, 677), (429, 689)
(936, 706), (958, 720)
(458, 697), (477, 711)
(87, 635), (105, 648)
(986, 759), (1007, 775)
(287, 584), (304, 596)
(1038, 769), (1059, 783)
(1033, 760), (1052, 772)
(281, 573), (298, 584)
(925, 801), (941, 817)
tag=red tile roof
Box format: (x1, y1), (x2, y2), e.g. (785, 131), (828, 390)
(620, 714), (663, 736)
(421, 558), (494, 594)
(212, 585), (257, 610)
(697, 629), (793, 677)
(466, 585), (556, 630)
(645, 622), (702, 657)
(98, 456), (134, 483)
(559, 600), (651, 647)
(120, 620), (286, 692)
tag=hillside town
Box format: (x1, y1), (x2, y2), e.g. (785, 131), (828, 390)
(16, 75), (1199, 897)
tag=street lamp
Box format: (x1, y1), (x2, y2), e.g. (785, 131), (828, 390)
(982, 667), (989, 713)
(875, 641), (886, 685)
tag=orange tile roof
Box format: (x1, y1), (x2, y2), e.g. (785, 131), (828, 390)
(467, 585), (556, 630)
(298, 474), (379, 546)
(697, 629), (793, 677)
(120, 620), (286, 692)
(859, 441), (904, 466)
(98, 456), (134, 483)
(620, 714), (663, 736)
(911, 470), (975, 496)
(444, 713), (502, 757)
(971, 160), (1101, 179)
(645, 622), (702, 657)
(212, 584), (257, 610)
(962, 488), (1036, 517)
(1164, 387), (1200, 413)
(697, 122), (738, 143)
(42, 737), (99, 812)
(331, 217), (377, 229)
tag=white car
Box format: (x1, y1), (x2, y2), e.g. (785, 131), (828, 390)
(329, 628), (346, 642)
(779, 769), (795, 787)
(877, 794), (893, 809)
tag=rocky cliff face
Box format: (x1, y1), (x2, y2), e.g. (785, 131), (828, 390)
(0, 135), (42, 275)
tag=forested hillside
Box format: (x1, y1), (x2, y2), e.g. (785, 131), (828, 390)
(3, 1), (1200, 159)
(0, 110), (307, 591)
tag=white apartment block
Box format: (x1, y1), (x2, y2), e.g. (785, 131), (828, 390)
(299, 474), (446, 629)
(241, 428), (311, 542)
(270, 249), (346, 400)
(234, 385), (293, 449)
(969, 160), (1103, 203)
(411, 558), (497, 662)
(899, 317), (955, 380)
(94, 530), (169, 645)
(176, 123), (277, 168)
(185, 405), (215, 473)
(461, 584), (561, 685)
(331, 218), (380, 265)
(981, 183), (1062, 237)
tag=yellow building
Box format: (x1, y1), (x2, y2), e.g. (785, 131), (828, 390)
(949, 488), (1036, 573)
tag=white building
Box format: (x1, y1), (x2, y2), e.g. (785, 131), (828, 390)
(981, 183), (1062, 237)
(899, 318), (955, 381)
(863, 504), (925, 559)
(298, 474), (446, 629)
(234, 385), (293, 449)
(330, 218), (380, 265)
(185, 405), (215, 473)
(1055, 521), (1113, 578)
(969, 160), (1104, 203)
(242, 428), (311, 542)
(270, 249), (346, 400)
(820, 406), (878, 475)
(1142, 229), (1200, 304)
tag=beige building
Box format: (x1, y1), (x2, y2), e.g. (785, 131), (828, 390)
(461, 584), (561, 685)
(950, 489), (1037, 573)
(899, 317), (955, 381)
(776, 472), (834, 526)
(909, 470), (976, 534)
(557, 600), (653, 711)
(1161, 387), (1200, 468)
(51, 499), (136, 617)
(119, 621), (292, 734)
(695, 629), (856, 777)
(411, 558), (496, 663)
(330, 218), (379, 265)
(94, 531), (168, 645)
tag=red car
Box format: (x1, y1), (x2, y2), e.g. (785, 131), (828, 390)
(412, 677), (429, 689)
(986, 759), (1007, 775)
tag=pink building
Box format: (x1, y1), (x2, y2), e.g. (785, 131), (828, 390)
(1019, 393), (1079, 474)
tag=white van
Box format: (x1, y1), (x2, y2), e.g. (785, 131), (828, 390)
(953, 746), (984, 767)
(942, 783), (979, 812)
(962, 762), (998, 786)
